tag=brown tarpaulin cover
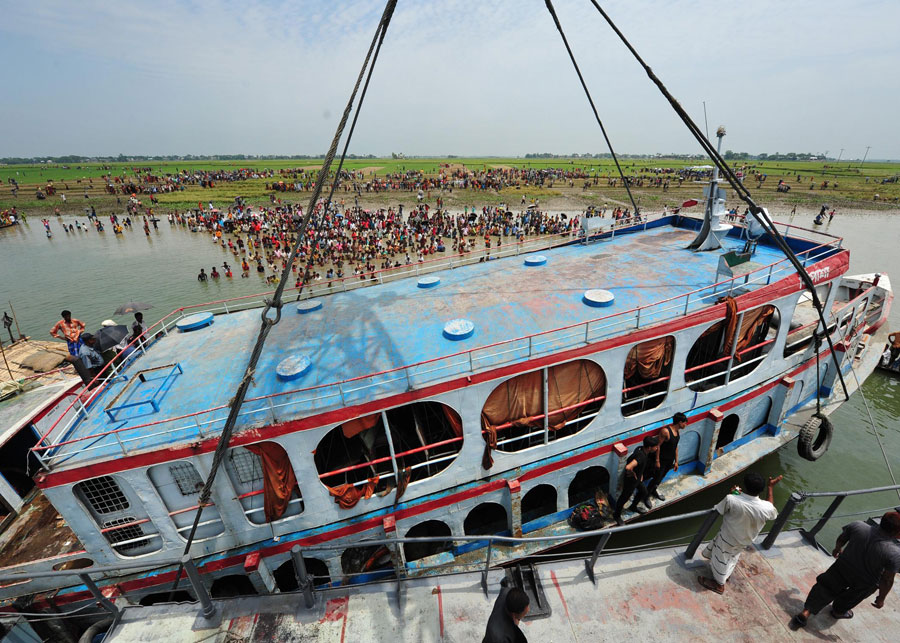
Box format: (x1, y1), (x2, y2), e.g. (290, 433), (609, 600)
(341, 413), (380, 438)
(328, 476), (380, 509)
(480, 361), (605, 469)
(623, 336), (675, 381)
(244, 443), (298, 522)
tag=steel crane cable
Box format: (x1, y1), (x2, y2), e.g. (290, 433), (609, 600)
(543, 0), (641, 217)
(167, 0), (399, 598)
(582, 0), (849, 401)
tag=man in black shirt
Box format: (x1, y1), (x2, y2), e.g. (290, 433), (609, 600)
(792, 511), (900, 627)
(647, 412), (688, 501)
(482, 582), (529, 643)
(613, 435), (660, 526)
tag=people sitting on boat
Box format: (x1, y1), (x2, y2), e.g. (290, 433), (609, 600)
(77, 333), (106, 380)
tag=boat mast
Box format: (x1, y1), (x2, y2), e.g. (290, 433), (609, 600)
(688, 127), (732, 251)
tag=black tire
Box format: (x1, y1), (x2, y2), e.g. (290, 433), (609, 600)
(797, 413), (833, 461)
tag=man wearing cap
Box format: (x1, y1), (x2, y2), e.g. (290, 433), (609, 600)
(613, 435), (659, 526)
(50, 309), (86, 356)
(77, 333), (105, 379)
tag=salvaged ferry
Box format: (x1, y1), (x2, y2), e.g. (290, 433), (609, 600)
(0, 196), (891, 613)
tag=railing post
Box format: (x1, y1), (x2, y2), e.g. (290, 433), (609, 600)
(481, 538), (494, 596)
(762, 492), (803, 550)
(469, 350), (474, 372)
(684, 509), (720, 559)
(267, 397), (278, 423)
(635, 308), (641, 329)
(584, 532), (612, 584)
(767, 264), (774, 285)
(193, 414), (205, 438)
(683, 292), (690, 315)
(584, 321), (590, 343)
(79, 573), (119, 619)
(181, 555), (216, 619)
(223, 301), (229, 314)
(291, 545), (315, 608)
(113, 431), (128, 456)
(800, 494), (846, 548)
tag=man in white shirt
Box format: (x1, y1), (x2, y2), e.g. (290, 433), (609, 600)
(699, 472), (782, 594)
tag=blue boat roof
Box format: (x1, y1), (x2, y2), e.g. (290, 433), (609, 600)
(44, 216), (837, 469)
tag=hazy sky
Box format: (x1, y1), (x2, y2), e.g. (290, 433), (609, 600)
(1, 0), (898, 159)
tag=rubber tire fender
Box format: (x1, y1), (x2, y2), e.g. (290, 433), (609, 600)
(797, 413), (834, 462)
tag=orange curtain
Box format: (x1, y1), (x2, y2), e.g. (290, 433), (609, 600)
(719, 297), (740, 356)
(442, 406), (463, 438)
(244, 443), (298, 522)
(623, 337), (674, 381)
(480, 361), (605, 468)
(732, 306), (774, 361)
(328, 476), (380, 509)
(341, 413), (380, 438)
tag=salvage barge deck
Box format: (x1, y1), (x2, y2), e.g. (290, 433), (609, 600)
(102, 529), (899, 642)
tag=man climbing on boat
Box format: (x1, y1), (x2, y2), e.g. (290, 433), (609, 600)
(647, 412), (688, 501)
(699, 472), (782, 594)
(613, 435), (659, 526)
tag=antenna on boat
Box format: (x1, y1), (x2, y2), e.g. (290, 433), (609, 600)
(578, 0), (850, 402)
(687, 126), (731, 251)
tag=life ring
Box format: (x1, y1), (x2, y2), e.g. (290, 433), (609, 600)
(797, 413), (833, 461)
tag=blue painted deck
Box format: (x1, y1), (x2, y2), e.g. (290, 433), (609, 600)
(50, 220), (798, 467)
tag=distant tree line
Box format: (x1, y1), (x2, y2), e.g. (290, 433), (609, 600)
(0, 153), (379, 165)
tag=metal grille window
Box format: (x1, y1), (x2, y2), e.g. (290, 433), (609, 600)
(169, 462), (203, 496)
(103, 517), (146, 552)
(77, 476), (130, 514)
(230, 449), (263, 485)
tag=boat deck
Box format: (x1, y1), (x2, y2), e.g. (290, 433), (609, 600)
(46, 219), (822, 468)
(103, 529), (898, 642)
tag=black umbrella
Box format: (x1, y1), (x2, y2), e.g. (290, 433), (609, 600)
(114, 300), (153, 316)
(94, 325), (129, 352)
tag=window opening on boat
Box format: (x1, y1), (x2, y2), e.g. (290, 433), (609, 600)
(102, 516), (156, 554)
(148, 461), (225, 540)
(716, 414), (740, 451)
(75, 474), (162, 556)
(210, 574), (258, 598)
(785, 284), (834, 357)
(567, 466), (610, 508)
(481, 360), (605, 464)
(226, 444), (302, 524)
(273, 557), (331, 592)
(403, 520), (452, 562)
(169, 462), (204, 496)
(230, 449), (264, 486)
(315, 402), (463, 508)
(464, 502), (508, 536)
(622, 336), (675, 417)
(521, 485), (558, 524)
(341, 545), (394, 581)
(685, 301), (777, 391)
(75, 475), (129, 514)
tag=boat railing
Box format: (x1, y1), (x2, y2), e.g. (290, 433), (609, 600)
(29, 217), (846, 467)
(1, 482), (895, 618)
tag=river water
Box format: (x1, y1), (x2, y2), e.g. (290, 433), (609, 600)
(1, 212), (898, 547)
